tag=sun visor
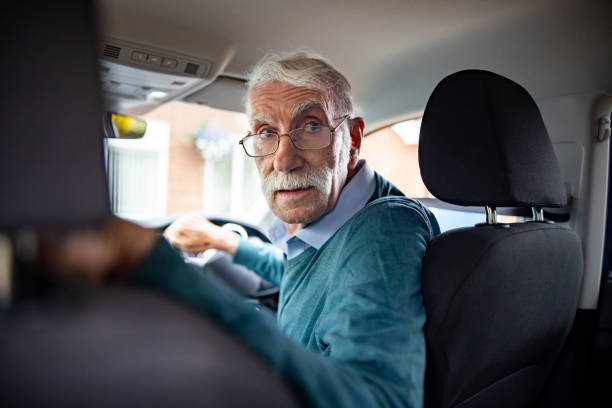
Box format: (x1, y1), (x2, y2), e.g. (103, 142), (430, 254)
(183, 76), (248, 113)
(0, 1), (111, 232)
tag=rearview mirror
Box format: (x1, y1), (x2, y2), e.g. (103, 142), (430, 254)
(104, 113), (147, 139)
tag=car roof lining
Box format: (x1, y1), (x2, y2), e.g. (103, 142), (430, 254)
(96, 0), (612, 124)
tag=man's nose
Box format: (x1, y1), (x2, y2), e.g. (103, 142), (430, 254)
(274, 134), (302, 172)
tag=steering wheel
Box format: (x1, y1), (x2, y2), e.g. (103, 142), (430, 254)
(182, 221), (250, 267)
(208, 217), (271, 243)
(178, 217), (279, 311)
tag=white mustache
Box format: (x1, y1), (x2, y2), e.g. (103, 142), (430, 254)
(261, 167), (332, 199)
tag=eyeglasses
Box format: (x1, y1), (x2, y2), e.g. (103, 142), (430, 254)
(239, 115), (349, 157)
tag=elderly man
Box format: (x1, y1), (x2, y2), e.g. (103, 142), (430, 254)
(51, 52), (439, 407)
(161, 52), (440, 407)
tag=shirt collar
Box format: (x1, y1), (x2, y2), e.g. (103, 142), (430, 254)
(268, 160), (376, 257)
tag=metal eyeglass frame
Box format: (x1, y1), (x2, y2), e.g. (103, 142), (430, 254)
(239, 115), (349, 157)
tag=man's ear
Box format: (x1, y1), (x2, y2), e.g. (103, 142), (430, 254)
(349, 117), (364, 157)
(345, 117), (364, 176)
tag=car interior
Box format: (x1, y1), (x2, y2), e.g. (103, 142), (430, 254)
(1, 0), (611, 407)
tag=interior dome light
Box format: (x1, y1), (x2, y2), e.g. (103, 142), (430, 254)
(148, 90), (168, 99)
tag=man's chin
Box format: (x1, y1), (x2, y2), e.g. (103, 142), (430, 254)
(274, 213), (315, 226)
(271, 205), (325, 226)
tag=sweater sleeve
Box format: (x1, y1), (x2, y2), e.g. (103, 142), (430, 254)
(232, 238), (285, 286)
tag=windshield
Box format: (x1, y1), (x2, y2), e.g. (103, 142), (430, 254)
(105, 101), (269, 227)
(106, 109), (520, 232)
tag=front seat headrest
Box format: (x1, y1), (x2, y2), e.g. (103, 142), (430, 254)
(0, 2), (110, 233)
(418, 69), (567, 208)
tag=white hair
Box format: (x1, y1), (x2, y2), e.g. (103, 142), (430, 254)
(245, 51), (354, 122)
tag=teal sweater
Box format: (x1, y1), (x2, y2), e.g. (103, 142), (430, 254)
(134, 174), (439, 407)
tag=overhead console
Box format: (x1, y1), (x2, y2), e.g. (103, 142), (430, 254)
(96, 7), (235, 113)
(98, 37), (214, 110)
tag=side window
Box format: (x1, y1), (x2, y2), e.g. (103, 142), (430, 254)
(106, 101), (268, 225)
(360, 118), (519, 231)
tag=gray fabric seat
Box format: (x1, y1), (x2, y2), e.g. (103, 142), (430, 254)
(1, 286), (300, 408)
(418, 70), (583, 408)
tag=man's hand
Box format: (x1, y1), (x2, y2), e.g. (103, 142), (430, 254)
(40, 217), (158, 285)
(163, 215), (240, 256)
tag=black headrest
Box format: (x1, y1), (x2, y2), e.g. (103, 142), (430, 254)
(0, 1), (110, 232)
(418, 70), (566, 208)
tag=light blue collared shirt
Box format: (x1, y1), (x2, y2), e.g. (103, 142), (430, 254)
(268, 160), (376, 260)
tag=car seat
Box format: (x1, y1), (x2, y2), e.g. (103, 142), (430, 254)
(418, 70), (584, 408)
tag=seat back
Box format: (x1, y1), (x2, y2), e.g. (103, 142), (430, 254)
(0, 3), (300, 407)
(418, 70), (583, 408)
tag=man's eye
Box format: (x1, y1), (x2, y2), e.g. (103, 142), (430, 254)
(258, 129), (277, 139)
(304, 122), (322, 133)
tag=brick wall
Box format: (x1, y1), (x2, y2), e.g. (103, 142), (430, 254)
(360, 127), (430, 198)
(133, 101), (248, 214)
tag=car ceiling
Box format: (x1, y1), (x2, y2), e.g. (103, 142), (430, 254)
(96, 0), (612, 130)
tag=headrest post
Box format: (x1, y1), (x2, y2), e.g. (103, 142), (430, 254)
(0, 234), (12, 309)
(532, 207), (544, 221)
(485, 206), (497, 225)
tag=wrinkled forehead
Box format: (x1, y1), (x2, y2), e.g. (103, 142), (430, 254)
(250, 100), (327, 127)
(247, 81), (336, 126)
